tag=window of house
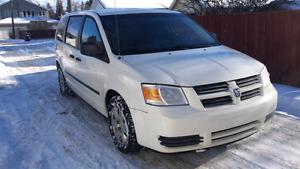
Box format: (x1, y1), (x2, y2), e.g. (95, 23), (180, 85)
(65, 16), (83, 48)
(31, 11), (34, 17)
(23, 11), (26, 17)
(80, 17), (108, 62)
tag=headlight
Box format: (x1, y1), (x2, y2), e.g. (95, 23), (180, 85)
(141, 84), (188, 106)
(261, 67), (271, 87)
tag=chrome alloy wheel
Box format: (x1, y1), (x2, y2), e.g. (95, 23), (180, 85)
(109, 96), (129, 147)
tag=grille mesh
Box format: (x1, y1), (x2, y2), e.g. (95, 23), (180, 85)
(194, 75), (261, 108)
(236, 75), (260, 88)
(194, 82), (228, 95)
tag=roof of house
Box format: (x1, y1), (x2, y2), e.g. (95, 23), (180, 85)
(0, 0), (47, 10)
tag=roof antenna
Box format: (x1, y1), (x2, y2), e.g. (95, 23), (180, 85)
(114, 0), (121, 59)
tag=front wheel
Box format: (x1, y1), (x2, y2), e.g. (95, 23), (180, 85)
(107, 95), (140, 153)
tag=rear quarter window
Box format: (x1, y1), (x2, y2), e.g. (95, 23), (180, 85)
(65, 16), (83, 48)
(56, 16), (69, 42)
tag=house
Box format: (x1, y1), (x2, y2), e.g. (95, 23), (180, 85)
(0, 0), (57, 39)
(0, 0), (48, 19)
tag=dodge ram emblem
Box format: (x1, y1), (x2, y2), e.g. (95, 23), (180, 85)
(233, 88), (241, 97)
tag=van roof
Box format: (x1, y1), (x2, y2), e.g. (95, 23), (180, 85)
(91, 8), (180, 16)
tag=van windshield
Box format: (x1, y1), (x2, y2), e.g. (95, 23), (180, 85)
(100, 13), (220, 55)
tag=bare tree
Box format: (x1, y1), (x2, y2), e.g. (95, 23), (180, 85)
(173, 0), (269, 15)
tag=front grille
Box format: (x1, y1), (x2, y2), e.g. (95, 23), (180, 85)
(211, 121), (260, 146)
(159, 135), (203, 147)
(201, 96), (233, 108)
(194, 75), (262, 108)
(241, 88), (261, 101)
(194, 82), (228, 95)
(236, 75), (260, 88)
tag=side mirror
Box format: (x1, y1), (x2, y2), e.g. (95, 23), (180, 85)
(81, 41), (109, 63)
(82, 42), (98, 56)
(211, 32), (217, 39)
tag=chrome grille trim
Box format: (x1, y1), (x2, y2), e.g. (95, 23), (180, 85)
(194, 75), (262, 108)
(236, 75), (260, 88)
(211, 120), (260, 146)
(241, 88), (261, 101)
(201, 96), (233, 108)
(194, 82), (228, 95)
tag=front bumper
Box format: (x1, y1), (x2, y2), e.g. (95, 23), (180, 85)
(131, 84), (277, 153)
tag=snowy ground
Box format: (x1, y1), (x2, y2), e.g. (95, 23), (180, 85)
(0, 39), (300, 169)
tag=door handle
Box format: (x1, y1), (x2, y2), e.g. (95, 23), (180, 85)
(69, 54), (75, 59)
(75, 57), (81, 62)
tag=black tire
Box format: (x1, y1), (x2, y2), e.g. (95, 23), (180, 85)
(57, 66), (74, 97)
(107, 95), (140, 153)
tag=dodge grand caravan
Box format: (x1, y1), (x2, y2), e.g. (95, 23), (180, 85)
(55, 8), (277, 153)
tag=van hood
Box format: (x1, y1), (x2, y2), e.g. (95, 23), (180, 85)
(122, 45), (264, 86)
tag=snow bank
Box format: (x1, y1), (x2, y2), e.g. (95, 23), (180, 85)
(0, 17), (58, 25)
(0, 39), (53, 47)
(276, 111), (299, 120)
(273, 84), (300, 118)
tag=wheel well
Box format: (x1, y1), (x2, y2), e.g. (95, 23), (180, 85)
(105, 90), (120, 107)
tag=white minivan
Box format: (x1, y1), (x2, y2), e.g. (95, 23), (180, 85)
(55, 8), (277, 153)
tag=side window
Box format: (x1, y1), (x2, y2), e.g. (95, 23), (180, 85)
(65, 16), (83, 48)
(56, 16), (68, 42)
(80, 17), (108, 62)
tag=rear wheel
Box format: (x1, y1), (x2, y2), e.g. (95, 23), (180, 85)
(57, 66), (74, 97)
(107, 95), (140, 153)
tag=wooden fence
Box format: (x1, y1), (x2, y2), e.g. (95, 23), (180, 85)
(192, 10), (300, 87)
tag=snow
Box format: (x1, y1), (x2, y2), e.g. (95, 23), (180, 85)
(0, 39), (300, 169)
(276, 111), (299, 119)
(273, 83), (300, 118)
(0, 17), (58, 25)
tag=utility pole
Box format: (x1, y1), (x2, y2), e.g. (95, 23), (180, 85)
(10, 0), (16, 39)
